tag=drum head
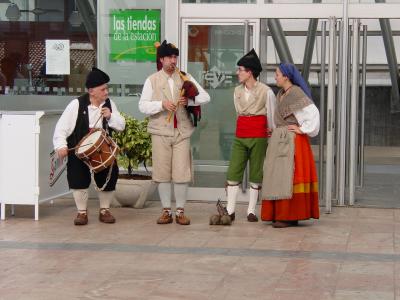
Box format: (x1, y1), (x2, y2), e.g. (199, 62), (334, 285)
(76, 130), (102, 154)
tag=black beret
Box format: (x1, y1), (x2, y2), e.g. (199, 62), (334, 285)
(85, 67), (110, 89)
(237, 49), (262, 74)
(157, 40), (179, 58)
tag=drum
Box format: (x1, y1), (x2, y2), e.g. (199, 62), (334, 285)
(75, 129), (119, 173)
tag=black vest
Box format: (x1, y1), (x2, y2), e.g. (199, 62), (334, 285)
(67, 94), (113, 149)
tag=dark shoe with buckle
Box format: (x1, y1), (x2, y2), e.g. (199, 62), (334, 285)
(272, 221), (293, 228)
(247, 213), (259, 222)
(74, 212), (88, 226)
(99, 208), (116, 223)
(229, 212), (235, 222)
(175, 208), (190, 225)
(157, 209), (173, 224)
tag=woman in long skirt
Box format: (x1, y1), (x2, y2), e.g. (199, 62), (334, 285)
(261, 63), (320, 228)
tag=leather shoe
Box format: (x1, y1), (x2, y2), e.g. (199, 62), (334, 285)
(175, 208), (190, 225)
(74, 212), (88, 225)
(99, 208), (116, 223)
(157, 209), (173, 224)
(272, 221), (293, 228)
(247, 213), (258, 222)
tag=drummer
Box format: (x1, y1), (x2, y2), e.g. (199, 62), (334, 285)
(53, 67), (125, 225)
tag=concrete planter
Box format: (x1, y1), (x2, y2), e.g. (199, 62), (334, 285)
(112, 177), (156, 208)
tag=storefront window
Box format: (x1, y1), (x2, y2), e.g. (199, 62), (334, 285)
(0, 0), (165, 117)
(0, 0), (97, 97)
(183, 0), (256, 3)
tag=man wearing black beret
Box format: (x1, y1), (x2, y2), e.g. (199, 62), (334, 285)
(139, 40), (210, 225)
(225, 49), (277, 223)
(53, 67), (125, 225)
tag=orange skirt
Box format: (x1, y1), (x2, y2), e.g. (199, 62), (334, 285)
(261, 134), (319, 221)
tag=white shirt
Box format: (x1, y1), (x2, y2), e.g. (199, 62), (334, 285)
(294, 104), (320, 137)
(139, 71), (210, 115)
(53, 98), (126, 150)
(241, 86), (277, 129)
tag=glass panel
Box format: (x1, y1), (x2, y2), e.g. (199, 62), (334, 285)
(183, 0), (256, 3)
(264, 0), (342, 3)
(0, 0), (97, 99)
(0, 0), (164, 118)
(353, 18), (400, 208)
(187, 24), (252, 187)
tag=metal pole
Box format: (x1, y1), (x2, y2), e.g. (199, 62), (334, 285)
(375, 0), (400, 112)
(244, 20), (250, 53)
(325, 17), (336, 214)
(302, 18), (319, 82)
(242, 20), (250, 193)
(359, 25), (367, 188)
(267, 19), (294, 63)
(338, 0), (350, 206)
(335, 20), (344, 201)
(349, 19), (360, 206)
(319, 21), (327, 202)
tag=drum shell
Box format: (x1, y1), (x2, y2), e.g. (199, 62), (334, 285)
(75, 129), (119, 173)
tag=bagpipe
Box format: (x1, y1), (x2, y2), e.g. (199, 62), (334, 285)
(154, 42), (202, 126)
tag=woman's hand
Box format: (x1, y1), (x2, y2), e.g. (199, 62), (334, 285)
(287, 124), (303, 134)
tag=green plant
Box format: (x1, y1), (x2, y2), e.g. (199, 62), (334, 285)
(113, 113), (152, 175)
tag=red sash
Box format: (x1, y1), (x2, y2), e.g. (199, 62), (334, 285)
(235, 115), (268, 138)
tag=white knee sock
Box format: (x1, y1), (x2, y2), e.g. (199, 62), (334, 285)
(98, 191), (114, 209)
(72, 189), (88, 212)
(158, 182), (172, 208)
(174, 183), (188, 209)
(226, 184), (239, 215)
(248, 185), (260, 215)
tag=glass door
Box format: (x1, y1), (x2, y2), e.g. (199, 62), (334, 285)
(181, 19), (259, 200)
(348, 18), (400, 208)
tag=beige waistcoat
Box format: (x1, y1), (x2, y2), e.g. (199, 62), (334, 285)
(234, 81), (271, 116)
(147, 70), (194, 138)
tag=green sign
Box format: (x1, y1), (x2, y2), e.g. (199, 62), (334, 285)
(109, 9), (161, 62)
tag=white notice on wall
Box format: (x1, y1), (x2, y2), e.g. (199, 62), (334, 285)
(45, 40), (70, 75)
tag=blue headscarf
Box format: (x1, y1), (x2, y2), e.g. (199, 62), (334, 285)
(278, 63), (312, 99)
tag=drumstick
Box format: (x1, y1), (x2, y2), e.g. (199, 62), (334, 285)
(167, 89), (185, 123)
(67, 142), (94, 152)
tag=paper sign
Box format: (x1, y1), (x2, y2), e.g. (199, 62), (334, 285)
(45, 39), (70, 75)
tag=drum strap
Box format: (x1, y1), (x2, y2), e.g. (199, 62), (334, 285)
(91, 160), (114, 191)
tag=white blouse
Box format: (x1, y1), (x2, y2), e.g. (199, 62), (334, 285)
(293, 104), (320, 137)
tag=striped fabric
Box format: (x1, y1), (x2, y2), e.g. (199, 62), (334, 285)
(261, 134), (319, 221)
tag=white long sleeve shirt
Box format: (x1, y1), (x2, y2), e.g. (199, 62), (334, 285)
(53, 98), (126, 150)
(241, 86), (277, 129)
(139, 72), (210, 115)
(294, 104), (320, 137)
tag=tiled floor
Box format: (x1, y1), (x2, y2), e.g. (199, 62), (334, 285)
(0, 199), (399, 300)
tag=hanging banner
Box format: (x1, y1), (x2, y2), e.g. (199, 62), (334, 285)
(109, 9), (161, 62)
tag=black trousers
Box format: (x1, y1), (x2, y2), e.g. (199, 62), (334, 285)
(67, 154), (119, 191)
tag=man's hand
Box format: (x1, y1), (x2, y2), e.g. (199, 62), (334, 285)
(287, 124), (303, 134)
(178, 96), (188, 106)
(56, 147), (68, 160)
(162, 100), (177, 112)
(101, 107), (111, 120)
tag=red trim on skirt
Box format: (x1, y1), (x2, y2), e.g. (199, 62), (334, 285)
(261, 134), (319, 221)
